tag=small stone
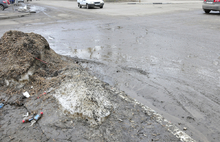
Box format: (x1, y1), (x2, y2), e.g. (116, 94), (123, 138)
(183, 127), (187, 130)
(213, 61), (218, 66)
(118, 119), (123, 122)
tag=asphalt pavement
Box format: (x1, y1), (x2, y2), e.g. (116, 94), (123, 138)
(0, 12), (30, 20)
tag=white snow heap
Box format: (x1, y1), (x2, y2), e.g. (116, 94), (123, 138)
(53, 70), (112, 125)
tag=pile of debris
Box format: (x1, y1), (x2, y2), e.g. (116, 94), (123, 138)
(0, 30), (65, 96)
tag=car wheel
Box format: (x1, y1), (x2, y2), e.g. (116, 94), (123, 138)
(100, 6), (103, 8)
(204, 9), (210, 14)
(78, 3), (82, 8)
(0, 5), (4, 11)
(86, 4), (90, 9)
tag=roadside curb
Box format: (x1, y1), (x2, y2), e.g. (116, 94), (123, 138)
(0, 13), (30, 20)
(127, 1), (202, 5)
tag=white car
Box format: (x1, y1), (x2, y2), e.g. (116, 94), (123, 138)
(77, 0), (104, 9)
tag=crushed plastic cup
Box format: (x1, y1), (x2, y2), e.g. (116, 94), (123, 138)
(23, 91), (30, 98)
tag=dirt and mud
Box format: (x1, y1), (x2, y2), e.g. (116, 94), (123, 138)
(0, 31), (194, 142)
(0, 30), (66, 92)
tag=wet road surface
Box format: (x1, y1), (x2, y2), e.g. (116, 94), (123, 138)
(1, 2), (220, 142)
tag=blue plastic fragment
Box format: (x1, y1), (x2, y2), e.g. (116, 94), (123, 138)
(34, 114), (40, 120)
(29, 118), (34, 122)
(0, 103), (4, 109)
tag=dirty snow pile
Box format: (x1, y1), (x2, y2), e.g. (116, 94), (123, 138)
(0, 30), (64, 91)
(17, 4), (43, 13)
(53, 69), (113, 125)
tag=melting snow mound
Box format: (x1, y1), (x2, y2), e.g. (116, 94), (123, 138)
(53, 70), (112, 125)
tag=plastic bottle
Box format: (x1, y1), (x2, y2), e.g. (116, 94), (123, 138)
(22, 116), (34, 123)
(33, 112), (43, 121)
(29, 112), (43, 126)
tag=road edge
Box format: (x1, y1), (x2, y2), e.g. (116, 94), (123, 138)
(117, 90), (196, 142)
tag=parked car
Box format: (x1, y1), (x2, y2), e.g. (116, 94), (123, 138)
(202, 0), (220, 13)
(0, 0), (9, 11)
(77, 0), (104, 9)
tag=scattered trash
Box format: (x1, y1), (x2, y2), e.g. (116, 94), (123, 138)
(30, 112), (43, 126)
(37, 92), (47, 99)
(22, 112), (43, 126)
(22, 116), (34, 123)
(23, 112), (29, 117)
(22, 112), (33, 123)
(23, 91), (30, 98)
(118, 118), (123, 122)
(0, 103), (4, 108)
(35, 57), (47, 64)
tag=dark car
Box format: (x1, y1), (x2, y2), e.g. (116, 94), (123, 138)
(0, 0), (9, 11)
(202, 0), (220, 13)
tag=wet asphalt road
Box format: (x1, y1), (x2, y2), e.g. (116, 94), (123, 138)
(1, 2), (220, 142)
